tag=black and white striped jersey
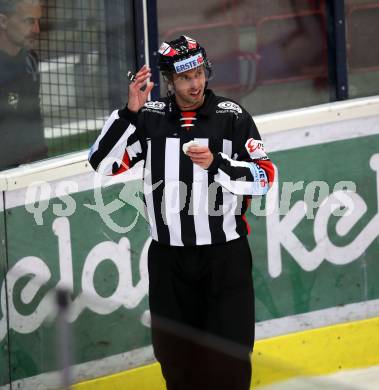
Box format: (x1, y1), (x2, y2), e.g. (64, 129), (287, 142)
(89, 89), (274, 246)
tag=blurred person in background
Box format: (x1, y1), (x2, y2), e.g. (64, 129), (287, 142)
(0, 0), (46, 171)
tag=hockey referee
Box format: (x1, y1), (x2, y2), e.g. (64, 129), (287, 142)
(89, 35), (275, 390)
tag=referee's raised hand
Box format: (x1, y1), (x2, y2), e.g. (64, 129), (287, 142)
(127, 65), (154, 113)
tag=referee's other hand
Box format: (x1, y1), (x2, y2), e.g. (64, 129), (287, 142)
(187, 145), (214, 169)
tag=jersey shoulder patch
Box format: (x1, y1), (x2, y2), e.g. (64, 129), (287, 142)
(216, 101), (242, 114)
(142, 101), (166, 115)
(245, 138), (268, 160)
(143, 101), (166, 110)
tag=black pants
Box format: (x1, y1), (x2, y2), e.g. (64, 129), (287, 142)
(148, 236), (255, 390)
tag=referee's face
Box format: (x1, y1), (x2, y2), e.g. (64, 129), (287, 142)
(172, 66), (206, 111)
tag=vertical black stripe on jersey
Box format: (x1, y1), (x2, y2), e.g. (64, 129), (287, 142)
(235, 196), (249, 237)
(208, 136), (226, 243)
(179, 139), (197, 246)
(151, 138), (170, 243)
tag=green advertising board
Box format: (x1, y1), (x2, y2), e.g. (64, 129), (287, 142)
(252, 133), (379, 321)
(0, 194), (10, 390)
(2, 180), (152, 388)
(0, 126), (378, 388)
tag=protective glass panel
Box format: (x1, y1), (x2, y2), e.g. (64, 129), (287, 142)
(0, 0), (135, 171)
(345, 0), (379, 98)
(157, 0), (330, 115)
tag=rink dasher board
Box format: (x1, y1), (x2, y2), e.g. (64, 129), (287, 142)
(0, 95), (379, 388)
